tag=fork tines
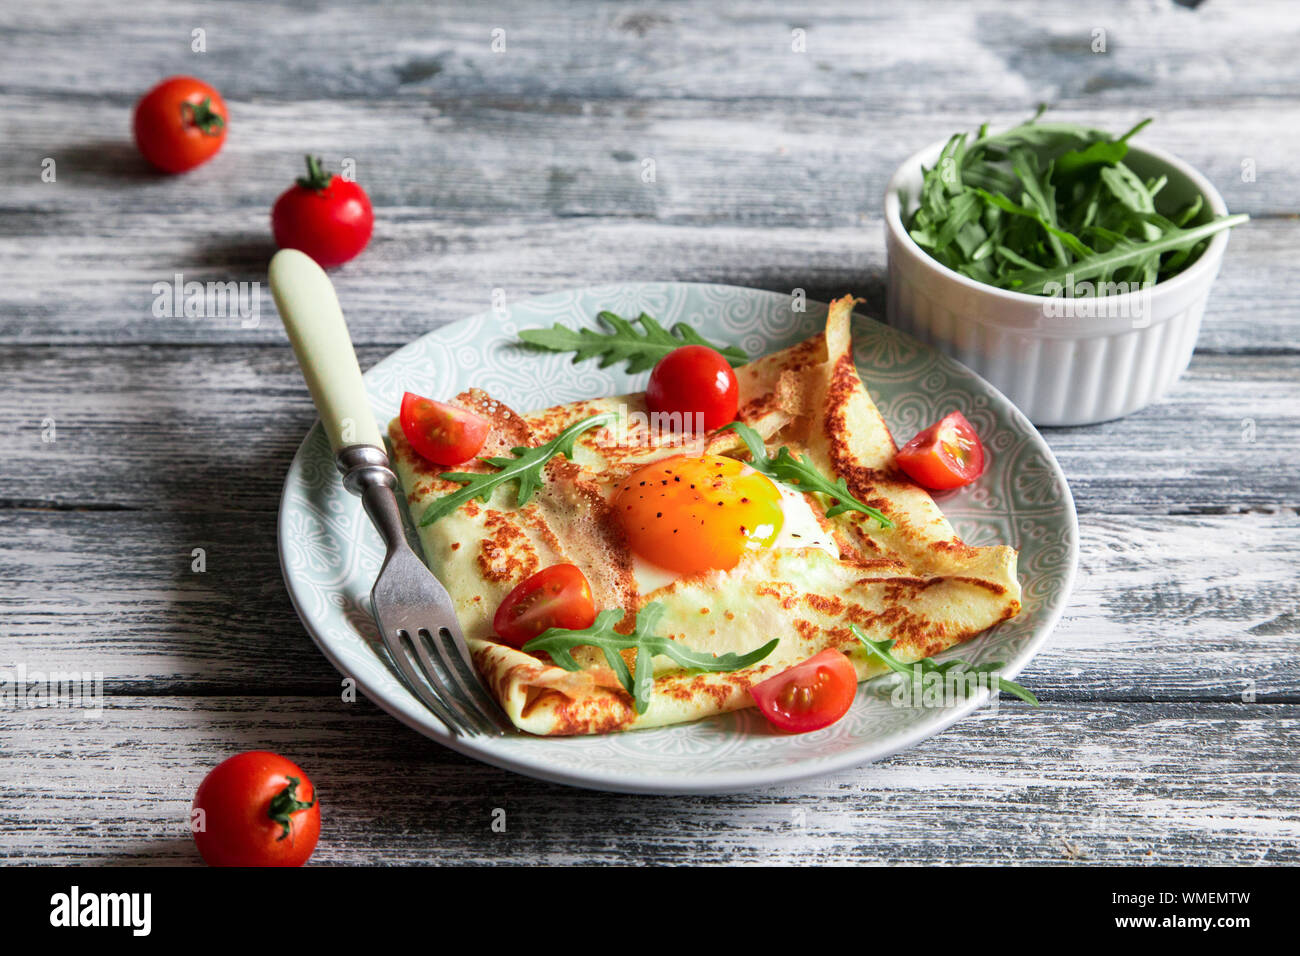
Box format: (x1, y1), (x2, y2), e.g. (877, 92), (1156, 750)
(382, 625), (511, 737)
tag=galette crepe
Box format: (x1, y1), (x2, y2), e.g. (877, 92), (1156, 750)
(388, 296), (1021, 735)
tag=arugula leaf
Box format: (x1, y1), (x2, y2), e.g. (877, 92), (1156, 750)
(418, 412), (614, 527)
(519, 311), (748, 374)
(1005, 214), (1249, 295)
(524, 603), (780, 714)
(719, 421), (893, 529)
(1173, 194), (1204, 227)
(1011, 149), (1069, 266)
(1054, 117), (1150, 178)
(972, 186), (1095, 261)
(849, 624), (1039, 706)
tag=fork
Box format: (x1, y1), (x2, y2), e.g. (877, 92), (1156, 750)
(269, 249), (511, 737)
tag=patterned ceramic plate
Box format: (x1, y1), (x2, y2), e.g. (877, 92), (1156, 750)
(278, 283), (1077, 793)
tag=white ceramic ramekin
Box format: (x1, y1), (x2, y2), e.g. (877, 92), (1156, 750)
(884, 137), (1234, 426)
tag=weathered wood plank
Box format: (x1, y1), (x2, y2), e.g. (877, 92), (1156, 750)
(3, 0), (1298, 109)
(0, 696), (1295, 864)
(0, 211), (1289, 348)
(4, 94), (1289, 223)
(2, 347), (1296, 514)
(0, 508), (340, 692)
(3, 508), (1296, 698)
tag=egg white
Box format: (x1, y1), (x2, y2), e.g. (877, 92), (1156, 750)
(630, 479), (839, 594)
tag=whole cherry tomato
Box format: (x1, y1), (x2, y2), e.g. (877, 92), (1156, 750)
(271, 155), (374, 268)
(191, 750), (320, 867)
(645, 345), (739, 432)
(132, 76), (227, 174)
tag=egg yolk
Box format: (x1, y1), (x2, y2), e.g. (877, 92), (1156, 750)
(611, 454), (785, 575)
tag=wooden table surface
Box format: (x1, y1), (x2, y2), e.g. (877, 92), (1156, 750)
(2, 0), (1297, 865)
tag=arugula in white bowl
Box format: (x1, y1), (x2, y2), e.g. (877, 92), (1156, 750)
(903, 106), (1248, 295)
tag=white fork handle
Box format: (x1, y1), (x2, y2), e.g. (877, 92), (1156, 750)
(268, 248), (383, 454)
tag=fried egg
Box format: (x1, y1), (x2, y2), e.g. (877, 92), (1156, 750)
(610, 454), (838, 593)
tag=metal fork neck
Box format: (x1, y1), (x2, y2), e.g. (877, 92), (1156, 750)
(336, 444), (396, 494)
(336, 444), (406, 553)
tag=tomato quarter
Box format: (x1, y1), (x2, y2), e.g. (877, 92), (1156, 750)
(494, 564), (597, 649)
(895, 410), (986, 490)
(271, 155), (374, 268)
(399, 392), (490, 466)
(132, 76), (227, 174)
(750, 648), (858, 733)
(645, 345), (739, 432)
(191, 750), (320, 867)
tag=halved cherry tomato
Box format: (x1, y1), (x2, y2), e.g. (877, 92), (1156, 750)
(750, 648), (858, 733)
(399, 392), (490, 466)
(494, 564), (596, 649)
(132, 76), (227, 174)
(191, 751), (320, 867)
(895, 410), (986, 490)
(646, 345), (739, 432)
(271, 155), (374, 268)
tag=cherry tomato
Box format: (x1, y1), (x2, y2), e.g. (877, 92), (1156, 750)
(750, 649), (858, 733)
(191, 751), (320, 867)
(271, 155), (374, 268)
(645, 345), (739, 432)
(494, 564), (596, 649)
(132, 76), (227, 174)
(399, 392), (490, 466)
(895, 411), (986, 490)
